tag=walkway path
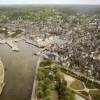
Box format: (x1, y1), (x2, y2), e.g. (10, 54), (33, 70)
(62, 67), (100, 100)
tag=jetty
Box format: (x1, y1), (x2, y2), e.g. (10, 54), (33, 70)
(0, 39), (20, 52)
(0, 40), (6, 44)
(6, 41), (20, 51)
(23, 38), (39, 47)
(22, 38), (49, 48)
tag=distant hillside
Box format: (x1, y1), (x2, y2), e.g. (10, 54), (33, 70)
(0, 4), (100, 12)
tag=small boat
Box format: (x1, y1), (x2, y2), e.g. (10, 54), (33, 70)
(0, 58), (5, 95)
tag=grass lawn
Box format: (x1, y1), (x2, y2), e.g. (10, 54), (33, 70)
(70, 80), (85, 90)
(89, 90), (100, 100)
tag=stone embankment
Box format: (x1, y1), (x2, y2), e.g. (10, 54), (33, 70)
(31, 57), (42, 100)
(0, 59), (5, 94)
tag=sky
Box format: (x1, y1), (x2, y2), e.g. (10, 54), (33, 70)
(0, 0), (100, 5)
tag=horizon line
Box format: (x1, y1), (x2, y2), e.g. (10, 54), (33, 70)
(0, 4), (100, 6)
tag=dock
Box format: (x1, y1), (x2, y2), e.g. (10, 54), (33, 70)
(22, 38), (40, 47)
(0, 39), (20, 52)
(6, 41), (20, 52)
(23, 38), (49, 48)
(0, 40), (6, 44)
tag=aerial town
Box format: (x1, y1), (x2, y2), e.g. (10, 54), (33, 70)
(0, 5), (100, 100)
